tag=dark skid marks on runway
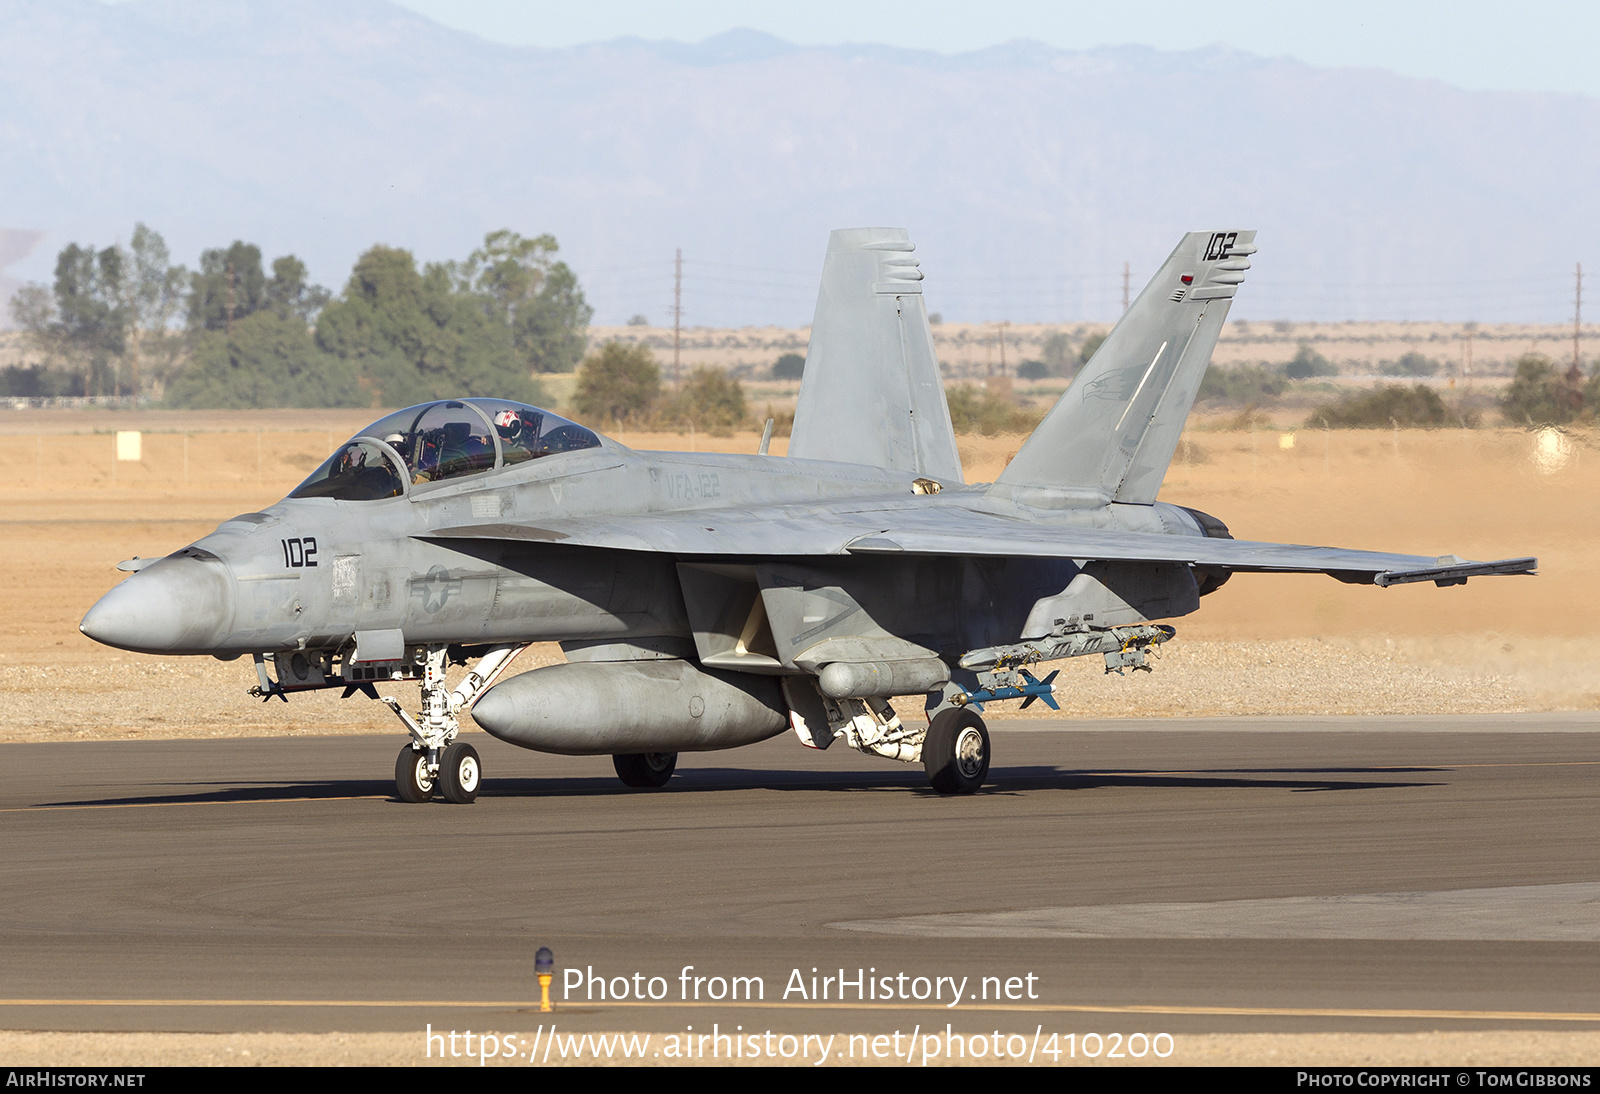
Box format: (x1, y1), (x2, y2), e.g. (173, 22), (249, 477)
(31, 760), (1439, 810)
(987, 765), (1440, 794)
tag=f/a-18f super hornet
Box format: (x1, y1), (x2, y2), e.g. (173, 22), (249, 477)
(80, 228), (1536, 801)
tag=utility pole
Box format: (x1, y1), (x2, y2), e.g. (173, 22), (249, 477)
(226, 260), (236, 337)
(672, 248), (682, 388)
(1121, 262), (1130, 313)
(997, 320), (1010, 376)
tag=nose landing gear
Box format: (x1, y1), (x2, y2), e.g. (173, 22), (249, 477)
(394, 740), (481, 804)
(382, 643), (524, 803)
(439, 741), (481, 803)
(395, 743), (435, 803)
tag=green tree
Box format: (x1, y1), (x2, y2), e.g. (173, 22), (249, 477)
(12, 225), (186, 398)
(455, 230), (593, 374)
(0, 361), (78, 398)
(1078, 331), (1107, 367)
(1040, 330), (1077, 376)
(771, 352), (805, 380)
(166, 311), (363, 409)
(188, 242), (267, 332)
(1284, 343), (1338, 379)
(1501, 353), (1585, 425)
(666, 367), (749, 435)
(8, 283), (66, 380)
(315, 245), (545, 407)
(35, 242), (131, 395)
(2, 278), (80, 396)
(1584, 363), (1600, 410)
(264, 255), (331, 323)
(1308, 384), (1469, 428)
(1198, 364), (1289, 403)
(122, 223), (187, 397)
(1382, 350), (1438, 377)
(571, 341), (661, 424)
(944, 384), (1044, 435)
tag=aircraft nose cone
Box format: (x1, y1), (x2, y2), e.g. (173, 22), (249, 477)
(80, 557), (236, 654)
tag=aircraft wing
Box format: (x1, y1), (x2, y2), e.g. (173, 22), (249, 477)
(423, 500), (1535, 587)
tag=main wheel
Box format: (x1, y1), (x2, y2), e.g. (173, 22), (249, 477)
(923, 708), (990, 795)
(395, 744), (434, 803)
(439, 741), (482, 804)
(613, 752), (677, 788)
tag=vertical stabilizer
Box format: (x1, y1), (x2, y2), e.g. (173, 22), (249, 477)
(994, 230), (1256, 505)
(788, 229), (964, 483)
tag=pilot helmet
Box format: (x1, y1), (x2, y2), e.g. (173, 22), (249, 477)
(493, 408), (525, 441)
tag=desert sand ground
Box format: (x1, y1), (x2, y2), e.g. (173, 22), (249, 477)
(7, 1029), (1600, 1068)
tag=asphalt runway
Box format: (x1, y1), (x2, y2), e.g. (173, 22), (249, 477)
(4, 715), (1600, 1045)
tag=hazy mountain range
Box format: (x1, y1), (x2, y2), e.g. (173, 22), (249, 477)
(3, 0), (1597, 326)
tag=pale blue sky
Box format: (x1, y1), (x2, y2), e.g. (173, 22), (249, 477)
(392, 0), (1600, 97)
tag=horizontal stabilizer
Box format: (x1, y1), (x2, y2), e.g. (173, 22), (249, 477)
(1372, 556), (1539, 587)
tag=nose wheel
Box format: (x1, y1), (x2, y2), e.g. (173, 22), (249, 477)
(395, 744), (435, 803)
(393, 741), (483, 803)
(439, 741), (481, 803)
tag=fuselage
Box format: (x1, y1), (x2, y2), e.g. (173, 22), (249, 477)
(80, 404), (1215, 664)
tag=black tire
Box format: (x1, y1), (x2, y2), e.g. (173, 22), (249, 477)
(395, 744), (434, 803)
(923, 708), (990, 795)
(613, 752), (677, 788)
(439, 741), (482, 804)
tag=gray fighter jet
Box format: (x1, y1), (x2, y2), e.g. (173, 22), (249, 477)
(80, 229), (1535, 801)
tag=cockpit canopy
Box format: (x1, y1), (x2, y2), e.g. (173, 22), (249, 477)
(290, 399), (601, 501)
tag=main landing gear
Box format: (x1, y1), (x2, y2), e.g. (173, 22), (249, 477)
(798, 684), (991, 796)
(385, 644), (523, 804)
(613, 751), (678, 788)
(922, 707), (990, 795)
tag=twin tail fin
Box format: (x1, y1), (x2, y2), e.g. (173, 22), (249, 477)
(993, 230), (1257, 505)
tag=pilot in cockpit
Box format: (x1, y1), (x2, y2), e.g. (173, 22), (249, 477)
(494, 408), (543, 464)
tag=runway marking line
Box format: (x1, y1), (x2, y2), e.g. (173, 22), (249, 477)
(2, 1000), (1599, 1023)
(1077, 760), (1600, 777)
(0, 795), (390, 814)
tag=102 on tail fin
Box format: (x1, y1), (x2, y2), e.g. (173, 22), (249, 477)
(994, 230), (1257, 506)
